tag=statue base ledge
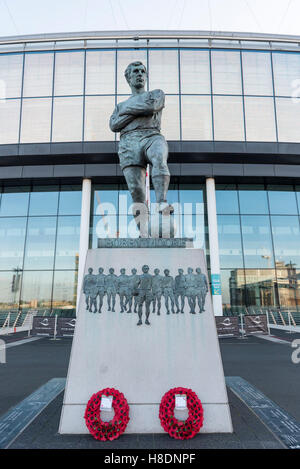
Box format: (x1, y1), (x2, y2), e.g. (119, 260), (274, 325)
(97, 238), (194, 249)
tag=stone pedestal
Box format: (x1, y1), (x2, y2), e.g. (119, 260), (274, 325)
(59, 240), (232, 434)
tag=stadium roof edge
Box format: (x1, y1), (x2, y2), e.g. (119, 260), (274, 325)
(1, 29), (300, 44)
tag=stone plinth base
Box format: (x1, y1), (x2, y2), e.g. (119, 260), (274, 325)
(59, 245), (232, 434)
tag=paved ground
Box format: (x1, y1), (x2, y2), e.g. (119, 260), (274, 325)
(0, 329), (299, 449)
(0, 335), (71, 417)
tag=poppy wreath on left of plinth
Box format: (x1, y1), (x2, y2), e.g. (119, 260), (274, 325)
(84, 388), (130, 441)
(159, 387), (204, 440)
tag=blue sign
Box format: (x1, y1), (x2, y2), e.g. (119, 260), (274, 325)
(211, 274), (221, 295)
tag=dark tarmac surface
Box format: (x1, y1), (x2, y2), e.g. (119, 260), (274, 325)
(0, 329), (299, 449)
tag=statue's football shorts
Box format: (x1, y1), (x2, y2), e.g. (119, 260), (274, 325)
(118, 130), (170, 177)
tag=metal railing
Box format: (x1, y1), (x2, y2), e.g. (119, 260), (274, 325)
(0, 310), (38, 335)
(223, 307), (300, 331)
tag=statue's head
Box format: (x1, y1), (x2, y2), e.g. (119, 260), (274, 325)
(98, 267), (104, 274)
(142, 264), (149, 273)
(125, 61), (147, 89)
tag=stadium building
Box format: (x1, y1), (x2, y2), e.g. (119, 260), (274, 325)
(1, 30), (300, 320)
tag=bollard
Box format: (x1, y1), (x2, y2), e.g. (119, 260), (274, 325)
(239, 313), (247, 339)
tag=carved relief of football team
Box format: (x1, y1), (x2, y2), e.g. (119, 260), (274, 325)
(83, 265), (208, 326)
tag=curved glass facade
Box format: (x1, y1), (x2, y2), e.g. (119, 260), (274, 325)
(1, 32), (300, 318)
(1, 36), (300, 144)
(217, 184), (300, 314)
(0, 184), (82, 316)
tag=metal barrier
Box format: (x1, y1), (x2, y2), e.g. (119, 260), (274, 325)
(219, 308), (300, 337)
(0, 311), (38, 336)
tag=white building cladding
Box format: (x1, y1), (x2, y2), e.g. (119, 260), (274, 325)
(1, 30), (300, 318)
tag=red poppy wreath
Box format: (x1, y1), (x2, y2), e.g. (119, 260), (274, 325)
(84, 388), (130, 441)
(159, 387), (204, 439)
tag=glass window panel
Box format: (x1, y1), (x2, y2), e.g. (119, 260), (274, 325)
(217, 215), (243, 268)
(242, 52), (273, 95)
(84, 95), (115, 141)
(179, 39), (210, 47)
(211, 50), (242, 95)
(86, 50), (115, 94)
(272, 52), (300, 97)
(91, 215), (118, 247)
(241, 216), (274, 268)
(20, 98), (52, 143)
(23, 52), (54, 97)
(92, 185), (118, 215)
(59, 185), (82, 215)
(29, 185), (59, 216)
(238, 185), (269, 214)
(0, 44), (24, 53)
(117, 49), (147, 94)
(0, 186), (30, 216)
(268, 185), (298, 214)
(216, 185), (239, 214)
(20, 271), (52, 314)
(52, 270), (77, 316)
(244, 97), (276, 142)
(119, 215), (139, 239)
(0, 53), (23, 98)
(55, 216), (80, 269)
(25, 42), (55, 51)
(181, 95), (212, 140)
(179, 184), (205, 214)
(244, 269), (277, 308)
(276, 97), (300, 142)
(149, 49), (179, 94)
(117, 39), (148, 47)
(221, 269), (245, 314)
(23, 217), (57, 270)
(180, 50), (210, 94)
(181, 212), (207, 251)
(271, 216), (300, 268)
(54, 51), (84, 95)
(55, 41), (84, 50)
(295, 186), (300, 212)
(85, 50), (115, 95)
(213, 96), (245, 141)
(0, 271), (21, 312)
(52, 96), (83, 142)
(148, 39), (178, 47)
(276, 266), (300, 309)
(0, 217), (27, 270)
(0, 99), (20, 144)
(160, 95), (180, 140)
(87, 39), (117, 48)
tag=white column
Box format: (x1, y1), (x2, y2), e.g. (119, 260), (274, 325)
(206, 177), (223, 316)
(76, 178), (92, 313)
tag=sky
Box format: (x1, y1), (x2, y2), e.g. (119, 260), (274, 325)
(0, 0), (299, 38)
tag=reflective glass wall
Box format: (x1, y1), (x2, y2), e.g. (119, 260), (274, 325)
(1, 180), (300, 316)
(91, 181), (208, 250)
(2, 42), (300, 144)
(0, 184), (82, 316)
(217, 184), (300, 314)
